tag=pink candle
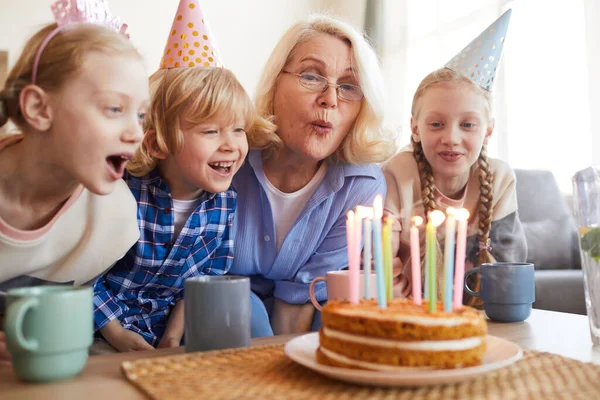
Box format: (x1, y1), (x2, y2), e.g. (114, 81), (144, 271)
(410, 216), (423, 305)
(452, 209), (470, 309)
(346, 210), (359, 304)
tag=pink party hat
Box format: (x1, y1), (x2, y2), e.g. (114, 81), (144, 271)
(160, 0), (222, 69)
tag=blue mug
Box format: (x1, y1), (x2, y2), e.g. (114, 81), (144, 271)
(464, 262), (535, 322)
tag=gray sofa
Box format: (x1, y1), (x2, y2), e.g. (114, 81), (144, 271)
(514, 169), (586, 315)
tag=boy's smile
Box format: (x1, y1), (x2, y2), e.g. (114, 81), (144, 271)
(208, 160), (236, 176)
(159, 118), (249, 200)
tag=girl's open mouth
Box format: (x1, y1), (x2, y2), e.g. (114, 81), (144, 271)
(106, 155), (129, 178)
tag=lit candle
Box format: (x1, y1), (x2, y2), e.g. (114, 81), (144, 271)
(426, 210), (446, 313)
(424, 216), (429, 302)
(443, 208), (456, 312)
(383, 217), (394, 301)
(354, 206), (364, 302)
(372, 195), (386, 308)
(453, 208), (470, 310)
(410, 216), (423, 305)
(346, 210), (358, 304)
(359, 207), (374, 300)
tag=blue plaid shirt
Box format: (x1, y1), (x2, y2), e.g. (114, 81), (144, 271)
(93, 169), (236, 346)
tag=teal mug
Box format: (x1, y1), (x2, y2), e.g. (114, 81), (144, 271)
(4, 286), (93, 383)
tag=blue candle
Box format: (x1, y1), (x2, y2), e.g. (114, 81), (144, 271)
(372, 195), (386, 308)
(444, 208), (457, 312)
(362, 209), (373, 299)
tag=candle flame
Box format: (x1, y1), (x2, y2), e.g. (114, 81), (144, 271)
(356, 206), (373, 219)
(411, 216), (423, 227)
(446, 207), (456, 216)
(373, 195), (383, 219)
(429, 210), (446, 227)
(347, 209), (355, 221)
(453, 208), (470, 221)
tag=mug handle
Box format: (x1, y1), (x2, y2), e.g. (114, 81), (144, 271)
(464, 267), (481, 298)
(5, 297), (40, 352)
(309, 277), (325, 311)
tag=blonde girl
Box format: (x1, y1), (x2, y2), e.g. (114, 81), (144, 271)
(0, 4), (148, 360)
(384, 11), (526, 304)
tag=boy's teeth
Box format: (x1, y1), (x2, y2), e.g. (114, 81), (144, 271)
(209, 161), (234, 167)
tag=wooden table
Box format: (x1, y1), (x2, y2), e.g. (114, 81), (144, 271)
(2, 308), (599, 400)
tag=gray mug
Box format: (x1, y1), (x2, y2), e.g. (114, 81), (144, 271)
(184, 276), (251, 353)
(464, 262), (535, 322)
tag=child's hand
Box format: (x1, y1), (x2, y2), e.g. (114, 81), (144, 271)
(157, 335), (181, 349)
(111, 329), (155, 352)
(158, 300), (184, 349)
(382, 210), (403, 260)
(0, 331), (11, 362)
(392, 256), (411, 298)
(100, 320), (154, 353)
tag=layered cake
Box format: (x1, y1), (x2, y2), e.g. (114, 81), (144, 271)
(317, 298), (487, 370)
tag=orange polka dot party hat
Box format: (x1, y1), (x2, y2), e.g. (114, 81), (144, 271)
(160, 0), (222, 69)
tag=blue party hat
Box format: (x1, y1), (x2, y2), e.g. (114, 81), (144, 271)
(444, 9), (512, 91)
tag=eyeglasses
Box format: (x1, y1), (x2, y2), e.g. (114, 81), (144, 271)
(281, 71), (364, 102)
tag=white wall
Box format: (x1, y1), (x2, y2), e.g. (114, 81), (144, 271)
(0, 0), (366, 96)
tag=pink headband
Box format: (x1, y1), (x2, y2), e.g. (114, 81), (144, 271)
(31, 0), (128, 85)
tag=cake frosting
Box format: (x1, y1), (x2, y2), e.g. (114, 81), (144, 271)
(317, 298), (487, 369)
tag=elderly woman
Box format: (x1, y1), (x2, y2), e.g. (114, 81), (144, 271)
(231, 14), (397, 335)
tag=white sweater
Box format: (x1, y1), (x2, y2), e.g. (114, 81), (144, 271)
(0, 135), (139, 302)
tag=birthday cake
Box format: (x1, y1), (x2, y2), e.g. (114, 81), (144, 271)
(317, 298), (487, 370)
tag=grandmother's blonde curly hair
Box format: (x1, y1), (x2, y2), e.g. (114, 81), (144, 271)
(254, 14), (397, 164)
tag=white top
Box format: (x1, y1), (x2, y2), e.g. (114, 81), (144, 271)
(264, 163), (327, 252)
(172, 196), (203, 238)
(0, 136), (140, 294)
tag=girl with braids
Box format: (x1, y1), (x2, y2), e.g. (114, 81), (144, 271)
(383, 10), (526, 304)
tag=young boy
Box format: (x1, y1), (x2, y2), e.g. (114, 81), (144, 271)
(92, 0), (273, 351)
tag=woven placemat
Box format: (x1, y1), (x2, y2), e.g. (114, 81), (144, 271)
(122, 344), (600, 400)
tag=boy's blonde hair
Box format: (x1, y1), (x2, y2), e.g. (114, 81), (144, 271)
(0, 23), (141, 130)
(127, 67), (275, 176)
(411, 68), (495, 304)
(255, 14), (397, 164)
